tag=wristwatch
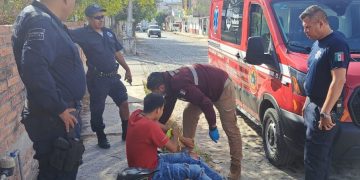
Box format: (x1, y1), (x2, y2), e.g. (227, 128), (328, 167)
(320, 112), (331, 119)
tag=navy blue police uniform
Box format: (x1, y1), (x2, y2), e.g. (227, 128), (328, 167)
(303, 31), (350, 180)
(70, 26), (128, 133)
(12, 1), (86, 179)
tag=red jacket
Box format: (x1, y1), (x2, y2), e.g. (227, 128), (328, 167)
(160, 64), (229, 127)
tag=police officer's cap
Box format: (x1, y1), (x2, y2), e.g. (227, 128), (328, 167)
(85, 4), (106, 17)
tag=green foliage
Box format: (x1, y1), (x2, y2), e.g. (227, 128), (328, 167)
(192, 0), (211, 17)
(0, 0), (32, 25)
(72, 0), (126, 21)
(155, 12), (168, 26)
(0, 0), (157, 26)
(115, 0), (156, 24)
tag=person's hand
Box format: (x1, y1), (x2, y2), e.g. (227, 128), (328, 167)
(209, 126), (219, 143)
(125, 70), (132, 85)
(318, 116), (335, 131)
(59, 108), (78, 132)
(180, 137), (195, 149)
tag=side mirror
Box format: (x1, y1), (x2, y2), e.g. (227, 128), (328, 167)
(245, 36), (279, 71)
(245, 36), (268, 65)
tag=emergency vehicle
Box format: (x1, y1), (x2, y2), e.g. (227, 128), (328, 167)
(208, 0), (360, 166)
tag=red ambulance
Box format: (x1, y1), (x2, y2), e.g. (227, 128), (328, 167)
(208, 0), (360, 166)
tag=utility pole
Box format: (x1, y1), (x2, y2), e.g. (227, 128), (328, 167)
(124, 0), (135, 54)
(126, 0), (133, 38)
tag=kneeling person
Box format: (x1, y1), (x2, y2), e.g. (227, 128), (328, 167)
(126, 93), (223, 180)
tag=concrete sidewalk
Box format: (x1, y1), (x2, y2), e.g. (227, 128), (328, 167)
(77, 56), (150, 180)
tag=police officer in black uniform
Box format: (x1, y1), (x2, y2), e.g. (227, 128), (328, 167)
(12, 0), (86, 179)
(300, 5), (350, 180)
(71, 4), (132, 149)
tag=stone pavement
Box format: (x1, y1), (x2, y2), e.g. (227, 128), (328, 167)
(77, 56), (150, 180)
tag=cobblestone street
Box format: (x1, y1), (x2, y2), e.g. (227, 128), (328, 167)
(77, 32), (360, 180)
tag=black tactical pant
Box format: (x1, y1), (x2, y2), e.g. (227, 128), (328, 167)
(22, 108), (82, 180)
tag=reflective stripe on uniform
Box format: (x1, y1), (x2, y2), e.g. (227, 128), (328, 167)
(168, 69), (179, 77)
(187, 65), (199, 85)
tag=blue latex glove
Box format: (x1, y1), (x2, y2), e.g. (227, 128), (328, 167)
(209, 127), (219, 143)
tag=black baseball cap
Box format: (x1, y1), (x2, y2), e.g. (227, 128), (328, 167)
(85, 4), (106, 17)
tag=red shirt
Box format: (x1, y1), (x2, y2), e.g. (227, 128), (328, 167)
(126, 109), (170, 170)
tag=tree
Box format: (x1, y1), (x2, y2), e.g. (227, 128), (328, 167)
(72, 0), (125, 21)
(155, 12), (168, 27)
(191, 0), (211, 17)
(0, 0), (32, 25)
(115, 0), (156, 25)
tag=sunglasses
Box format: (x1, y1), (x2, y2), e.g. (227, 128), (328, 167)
(92, 15), (104, 20)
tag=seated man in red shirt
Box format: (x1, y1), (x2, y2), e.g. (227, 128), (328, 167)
(146, 64), (242, 179)
(126, 93), (224, 180)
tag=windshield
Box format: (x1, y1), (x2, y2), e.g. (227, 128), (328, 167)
(149, 25), (160, 29)
(272, 0), (360, 54)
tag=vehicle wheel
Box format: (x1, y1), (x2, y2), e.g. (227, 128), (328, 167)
(158, 34), (161, 38)
(262, 108), (295, 166)
(148, 34), (150, 37)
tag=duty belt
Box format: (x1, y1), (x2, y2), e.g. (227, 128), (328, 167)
(89, 63), (119, 78)
(94, 70), (118, 77)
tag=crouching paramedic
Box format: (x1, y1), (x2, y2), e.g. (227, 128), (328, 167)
(126, 93), (224, 180)
(146, 64), (242, 179)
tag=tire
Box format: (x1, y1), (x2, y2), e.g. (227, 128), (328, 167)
(148, 34), (150, 37)
(262, 108), (295, 166)
(158, 34), (161, 38)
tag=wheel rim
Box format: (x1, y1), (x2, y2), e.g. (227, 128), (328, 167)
(265, 117), (277, 156)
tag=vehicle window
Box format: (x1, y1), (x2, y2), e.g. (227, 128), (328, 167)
(149, 25), (159, 29)
(221, 0), (244, 45)
(272, 0), (360, 54)
(249, 4), (271, 53)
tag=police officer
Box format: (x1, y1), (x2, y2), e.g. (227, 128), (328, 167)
(12, 0), (86, 179)
(146, 64), (242, 180)
(300, 5), (350, 180)
(71, 4), (132, 149)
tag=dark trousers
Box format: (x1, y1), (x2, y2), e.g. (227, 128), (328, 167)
(37, 153), (78, 180)
(304, 101), (339, 180)
(87, 74), (128, 132)
(22, 109), (82, 180)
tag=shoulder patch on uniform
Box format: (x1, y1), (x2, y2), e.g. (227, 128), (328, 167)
(334, 51), (345, 62)
(107, 31), (113, 38)
(27, 28), (45, 41)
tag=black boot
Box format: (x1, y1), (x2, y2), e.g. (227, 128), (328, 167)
(96, 130), (110, 149)
(122, 120), (128, 141)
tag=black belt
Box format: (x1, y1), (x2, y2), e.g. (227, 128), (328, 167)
(89, 64), (119, 78)
(96, 71), (118, 77)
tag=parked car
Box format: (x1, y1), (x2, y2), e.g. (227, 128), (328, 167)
(208, 0), (360, 166)
(135, 25), (141, 31)
(147, 25), (161, 38)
